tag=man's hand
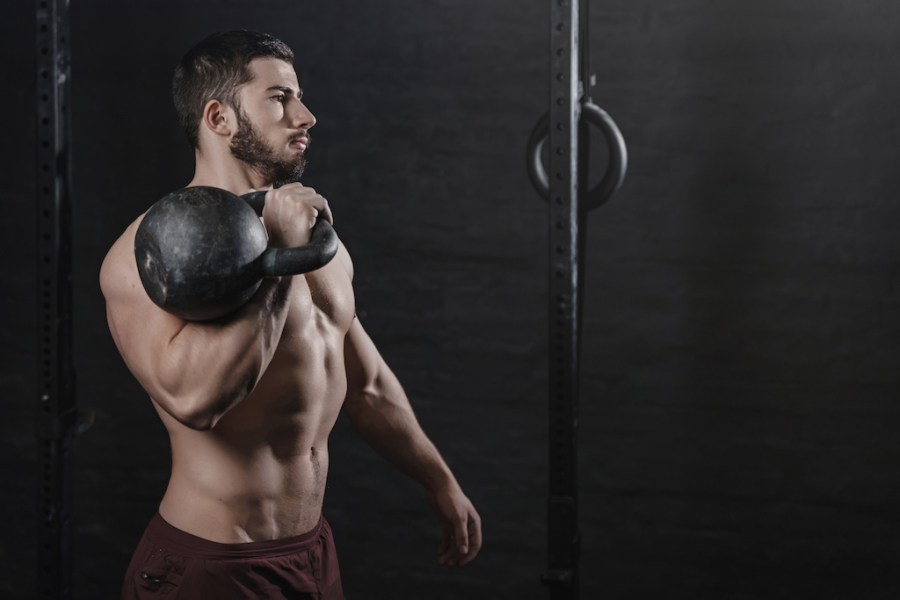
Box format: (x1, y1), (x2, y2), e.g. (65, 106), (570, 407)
(257, 183), (333, 247)
(427, 483), (482, 567)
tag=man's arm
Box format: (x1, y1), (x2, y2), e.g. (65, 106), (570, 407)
(342, 316), (482, 566)
(100, 183), (330, 430)
(100, 226), (294, 430)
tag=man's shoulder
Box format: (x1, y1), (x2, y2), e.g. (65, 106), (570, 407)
(99, 214), (144, 298)
(335, 238), (354, 282)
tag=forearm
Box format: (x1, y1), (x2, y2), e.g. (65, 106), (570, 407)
(344, 375), (457, 493)
(345, 373), (483, 566)
(155, 277), (293, 428)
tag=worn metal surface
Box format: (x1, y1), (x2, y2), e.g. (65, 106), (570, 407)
(544, 0), (582, 596)
(35, 0), (77, 598)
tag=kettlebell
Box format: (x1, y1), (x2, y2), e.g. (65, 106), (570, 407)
(134, 185), (338, 321)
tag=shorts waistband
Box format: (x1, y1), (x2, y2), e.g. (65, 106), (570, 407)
(144, 512), (327, 559)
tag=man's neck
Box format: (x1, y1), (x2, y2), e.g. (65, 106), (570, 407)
(189, 149), (271, 194)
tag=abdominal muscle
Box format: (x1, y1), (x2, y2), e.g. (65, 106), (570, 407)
(156, 303), (349, 544)
(158, 434), (330, 543)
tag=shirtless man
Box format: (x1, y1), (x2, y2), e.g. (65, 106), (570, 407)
(100, 30), (481, 599)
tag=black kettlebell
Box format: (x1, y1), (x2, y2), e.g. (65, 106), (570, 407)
(134, 185), (338, 321)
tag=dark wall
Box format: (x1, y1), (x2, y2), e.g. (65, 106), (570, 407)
(2, 1), (899, 599)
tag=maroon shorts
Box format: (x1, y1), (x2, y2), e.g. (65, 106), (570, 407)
(121, 513), (344, 599)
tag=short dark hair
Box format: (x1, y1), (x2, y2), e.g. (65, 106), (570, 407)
(173, 30), (294, 149)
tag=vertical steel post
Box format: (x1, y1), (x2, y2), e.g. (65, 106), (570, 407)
(545, 0), (582, 598)
(35, 0), (76, 598)
(530, 2), (627, 597)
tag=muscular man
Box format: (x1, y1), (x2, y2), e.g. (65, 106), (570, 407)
(101, 30), (481, 599)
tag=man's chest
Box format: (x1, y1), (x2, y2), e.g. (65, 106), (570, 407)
(282, 259), (356, 337)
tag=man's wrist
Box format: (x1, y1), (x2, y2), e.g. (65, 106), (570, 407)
(422, 468), (459, 496)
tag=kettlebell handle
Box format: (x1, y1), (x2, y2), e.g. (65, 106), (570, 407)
(242, 190), (268, 215)
(240, 190), (339, 277)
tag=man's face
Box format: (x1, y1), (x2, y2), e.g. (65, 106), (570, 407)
(229, 58), (316, 187)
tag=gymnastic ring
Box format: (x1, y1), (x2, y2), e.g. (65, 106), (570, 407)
(526, 101), (627, 210)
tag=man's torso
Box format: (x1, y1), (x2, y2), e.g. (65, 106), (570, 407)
(111, 214), (356, 543)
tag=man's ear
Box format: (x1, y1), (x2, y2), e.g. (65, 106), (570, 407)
(201, 99), (234, 138)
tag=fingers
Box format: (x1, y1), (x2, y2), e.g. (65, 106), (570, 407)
(427, 485), (482, 568)
(261, 184), (333, 246)
(458, 514), (483, 566)
(319, 201), (334, 225)
(294, 185), (332, 225)
(453, 513), (469, 556)
(268, 183), (330, 216)
(437, 511), (482, 567)
(437, 522), (455, 566)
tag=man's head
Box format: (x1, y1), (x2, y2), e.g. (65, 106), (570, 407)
(174, 30), (315, 185)
(174, 30), (293, 149)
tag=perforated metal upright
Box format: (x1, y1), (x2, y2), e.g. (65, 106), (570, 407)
(528, 1), (627, 597)
(35, 0), (77, 598)
(545, 0), (583, 597)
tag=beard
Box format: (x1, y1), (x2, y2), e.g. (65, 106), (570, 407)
(230, 108), (309, 188)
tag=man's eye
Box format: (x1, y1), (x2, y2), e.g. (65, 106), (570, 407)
(273, 95), (286, 102)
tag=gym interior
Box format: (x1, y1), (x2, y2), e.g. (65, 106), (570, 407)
(2, 1), (899, 598)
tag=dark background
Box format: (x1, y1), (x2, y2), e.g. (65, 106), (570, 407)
(3, 0), (900, 598)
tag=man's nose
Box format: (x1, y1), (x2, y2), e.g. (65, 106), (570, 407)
(290, 101), (316, 130)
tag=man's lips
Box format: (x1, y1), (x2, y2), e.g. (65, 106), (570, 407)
(290, 137), (309, 151)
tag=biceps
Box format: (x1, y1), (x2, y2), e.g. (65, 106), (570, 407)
(343, 316), (384, 395)
(106, 292), (186, 395)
